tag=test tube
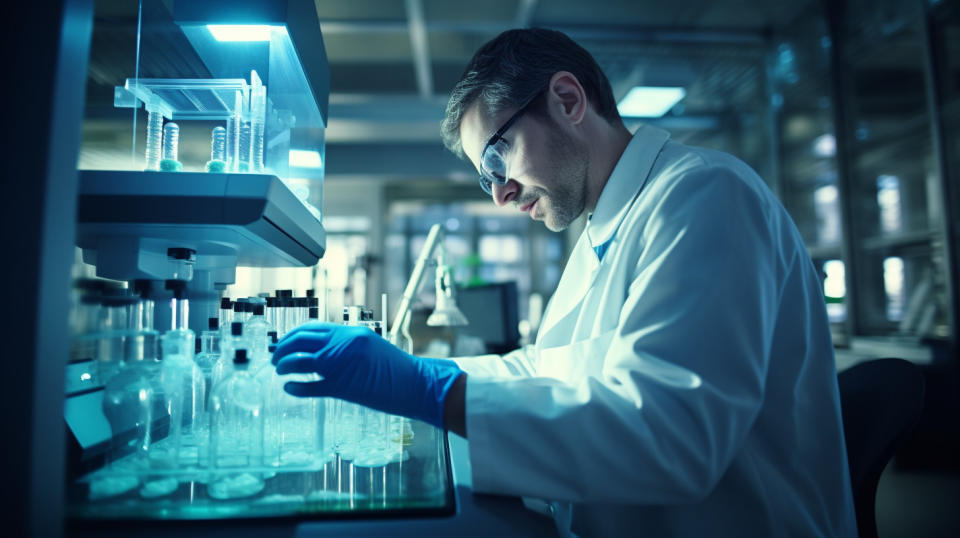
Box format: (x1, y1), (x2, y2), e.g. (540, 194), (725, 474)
(238, 122), (251, 172)
(250, 81), (266, 172)
(161, 122), (181, 171)
(226, 91), (241, 172)
(211, 126), (226, 162)
(144, 108), (163, 171)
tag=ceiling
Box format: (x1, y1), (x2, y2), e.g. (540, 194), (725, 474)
(82, 0), (828, 187)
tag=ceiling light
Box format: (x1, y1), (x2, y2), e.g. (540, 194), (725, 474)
(617, 87), (686, 118)
(207, 25), (277, 42)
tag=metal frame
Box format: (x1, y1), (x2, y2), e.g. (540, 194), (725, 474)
(0, 1), (93, 536)
(824, 0), (864, 339)
(918, 0), (960, 355)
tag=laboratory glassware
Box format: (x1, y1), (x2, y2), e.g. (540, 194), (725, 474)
(208, 348), (266, 499)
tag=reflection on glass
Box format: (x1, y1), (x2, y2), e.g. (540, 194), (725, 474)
(814, 185), (841, 245)
(876, 175), (903, 234)
(883, 256), (905, 321)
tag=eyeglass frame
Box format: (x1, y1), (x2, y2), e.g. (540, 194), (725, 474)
(477, 91), (544, 195)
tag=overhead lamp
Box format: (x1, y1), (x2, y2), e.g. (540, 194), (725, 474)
(617, 86), (686, 117)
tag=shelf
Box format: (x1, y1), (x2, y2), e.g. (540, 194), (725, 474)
(120, 78), (249, 121)
(859, 229), (937, 251)
(76, 170), (325, 274)
(807, 243), (843, 260)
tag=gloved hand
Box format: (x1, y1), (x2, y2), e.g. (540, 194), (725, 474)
(271, 322), (464, 430)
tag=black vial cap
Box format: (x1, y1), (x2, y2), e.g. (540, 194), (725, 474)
(233, 349), (249, 364)
(132, 279), (153, 298)
(267, 331), (278, 343)
(308, 297), (318, 308)
(195, 337), (202, 354)
(208, 317), (219, 330)
(220, 297), (232, 309)
(253, 304), (265, 316)
(342, 308), (349, 322)
(268, 344), (277, 353)
(234, 301), (245, 313)
(306, 289), (315, 298)
(266, 297), (275, 308)
(281, 289), (293, 298)
(164, 279), (187, 299)
(309, 307), (319, 319)
(296, 297), (308, 308)
(231, 321), (243, 336)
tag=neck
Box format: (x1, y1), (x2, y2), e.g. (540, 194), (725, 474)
(584, 120), (633, 212)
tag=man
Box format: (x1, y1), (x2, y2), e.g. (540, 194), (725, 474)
(273, 29), (857, 537)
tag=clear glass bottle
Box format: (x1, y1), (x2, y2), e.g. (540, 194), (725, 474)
(155, 282), (203, 469)
(246, 303), (270, 367)
(208, 348), (266, 499)
(98, 355), (163, 498)
(213, 321), (245, 391)
(97, 294), (139, 386)
(194, 317), (221, 418)
(131, 280), (159, 365)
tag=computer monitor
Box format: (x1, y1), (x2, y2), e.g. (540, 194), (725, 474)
(455, 281), (520, 354)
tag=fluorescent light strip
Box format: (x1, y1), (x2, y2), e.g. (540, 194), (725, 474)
(617, 87), (686, 118)
(289, 149), (323, 168)
(207, 25), (276, 42)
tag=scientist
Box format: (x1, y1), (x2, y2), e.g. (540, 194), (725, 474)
(272, 28), (857, 537)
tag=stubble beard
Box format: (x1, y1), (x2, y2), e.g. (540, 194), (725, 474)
(540, 128), (590, 232)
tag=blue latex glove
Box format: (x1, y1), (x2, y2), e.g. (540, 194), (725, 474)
(271, 322), (464, 430)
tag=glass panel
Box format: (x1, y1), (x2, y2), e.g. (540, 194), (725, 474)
(839, 0), (951, 337)
(771, 3), (847, 339)
(930, 0), (960, 341)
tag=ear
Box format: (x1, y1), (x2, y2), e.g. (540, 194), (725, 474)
(546, 71), (587, 126)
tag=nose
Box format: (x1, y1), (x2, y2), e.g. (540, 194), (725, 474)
(491, 179), (520, 207)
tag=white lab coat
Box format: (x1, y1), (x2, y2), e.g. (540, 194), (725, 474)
(454, 125), (857, 537)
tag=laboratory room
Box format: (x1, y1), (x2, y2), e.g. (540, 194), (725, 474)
(5, 0), (960, 536)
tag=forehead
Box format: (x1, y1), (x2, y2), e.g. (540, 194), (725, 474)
(459, 100), (502, 171)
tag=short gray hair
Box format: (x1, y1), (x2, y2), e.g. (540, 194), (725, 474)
(441, 28), (621, 160)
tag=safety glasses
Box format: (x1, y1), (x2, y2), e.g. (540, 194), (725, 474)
(478, 93), (542, 195)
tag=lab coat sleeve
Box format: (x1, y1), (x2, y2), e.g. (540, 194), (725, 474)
(452, 345), (537, 378)
(466, 165), (779, 504)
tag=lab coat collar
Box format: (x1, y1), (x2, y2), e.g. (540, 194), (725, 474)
(586, 124), (671, 249)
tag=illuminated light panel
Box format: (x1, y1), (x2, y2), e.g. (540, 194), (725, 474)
(207, 25), (277, 42)
(289, 149), (323, 168)
(617, 87), (686, 117)
(813, 134), (836, 157)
